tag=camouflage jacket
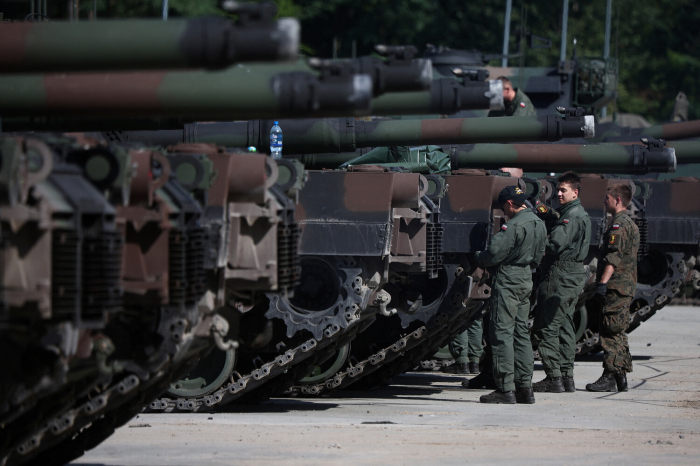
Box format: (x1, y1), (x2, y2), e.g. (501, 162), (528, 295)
(475, 208), (546, 269)
(540, 198), (591, 270)
(488, 88), (536, 117)
(597, 211), (639, 296)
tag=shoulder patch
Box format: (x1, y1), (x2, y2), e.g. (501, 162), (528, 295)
(609, 234), (617, 245)
(501, 224), (508, 231)
(520, 102), (526, 107)
(562, 219), (569, 224)
(537, 205), (548, 214)
(612, 224), (620, 230)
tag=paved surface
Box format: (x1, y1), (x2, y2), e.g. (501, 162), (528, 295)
(73, 306), (700, 465)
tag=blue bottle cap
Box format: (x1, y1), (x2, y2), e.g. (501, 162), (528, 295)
(274, 121), (279, 125)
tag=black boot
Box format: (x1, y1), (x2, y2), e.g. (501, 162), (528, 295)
(461, 372), (496, 390)
(614, 372), (628, 392)
(480, 390), (516, 404)
(443, 363), (470, 374)
(532, 376), (565, 393)
(468, 362), (480, 374)
(585, 372), (617, 392)
(562, 376), (576, 393)
(515, 387), (535, 404)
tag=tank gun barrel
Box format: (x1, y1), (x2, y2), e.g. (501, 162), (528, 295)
(451, 141), (676, 174)
(307, 45), (432, 96)
(640, 120), (700, 141)
(106, 109), (593, 154)
(372, 78), (503, 114)
(0, 62), (374, 120)
(0, 3), (299, 72)
(666, 141), (700, 164)
(299, 141), (676, 174)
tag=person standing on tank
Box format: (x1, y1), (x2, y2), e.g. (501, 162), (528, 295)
(531, 172), (591, 393)
(488, 76), (536, 117)
(464, 186), (546, 404)
(586, 184), (638, 392)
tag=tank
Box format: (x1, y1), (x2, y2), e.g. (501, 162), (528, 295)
(92, 109), (595, 152)
(0, 2), (299, 72)
(276, 140), (678, 394)
(0, 135), (305, 465)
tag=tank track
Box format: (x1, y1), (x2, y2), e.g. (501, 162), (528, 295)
(0, 310), (209, 466)
(147, 313), (366, 412)
(289, 262), (476, 395)
(146, 258), (373, 411)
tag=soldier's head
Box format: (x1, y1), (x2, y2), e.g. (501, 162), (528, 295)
(556, 171), (581, 205)
(498, 185), (528, 219)
(496, 76), (516, 103)
(605, 184), (632, 214)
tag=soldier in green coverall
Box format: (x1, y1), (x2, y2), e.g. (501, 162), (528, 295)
(488, 76), (536, 117)
(463, 186), (546, 404)
(444, 318), (483, 374)
(586, 184), (639, 392)
(531, 172), (591, 393)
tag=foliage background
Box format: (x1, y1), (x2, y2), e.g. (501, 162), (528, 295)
(1, 0), (697, 122)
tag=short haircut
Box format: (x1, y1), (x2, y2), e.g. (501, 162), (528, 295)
(557, 171), (581, 193)
(608, 183), (633, 207)
(496, 76), (513, 87)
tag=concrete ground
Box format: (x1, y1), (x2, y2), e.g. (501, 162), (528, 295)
(73, 306), (700, 465)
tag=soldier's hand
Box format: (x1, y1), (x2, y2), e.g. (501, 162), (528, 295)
(595, 282), (607, 297)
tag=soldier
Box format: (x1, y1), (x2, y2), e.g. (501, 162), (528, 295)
(531, 172), (591, 393)
(488, 76), (536, 117)
(463, 186), (546, 404)
(443, 318), (483, 374)
(586, 184), (638, 392)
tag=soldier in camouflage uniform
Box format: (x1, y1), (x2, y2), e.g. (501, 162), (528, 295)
(586, 184), (639, 392)
(532, 172), (591, 393)
(463, 186), (546, 404)
(488, 77), (536, 117)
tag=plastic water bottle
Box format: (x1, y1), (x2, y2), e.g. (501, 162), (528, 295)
(270, 121), (283, 159)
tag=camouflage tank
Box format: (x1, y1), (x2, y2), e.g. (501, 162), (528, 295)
(277, 140), (676, 393)
(0, 135), (304, 465)
(0, 1), (300, 72)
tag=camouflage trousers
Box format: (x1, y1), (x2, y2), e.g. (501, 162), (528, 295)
(449, 318), (484, 364)
(599, 290), (633, 374)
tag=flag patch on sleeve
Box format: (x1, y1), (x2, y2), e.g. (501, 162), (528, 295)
(501, 225), (508, 231)
(520, 102), (526, 107)
(562, 219), (569, 224)
(612, 224), (620, 230)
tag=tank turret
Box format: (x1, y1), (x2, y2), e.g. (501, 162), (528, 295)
(99, 108), (595, 153)
(0, 2), (299, 72)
